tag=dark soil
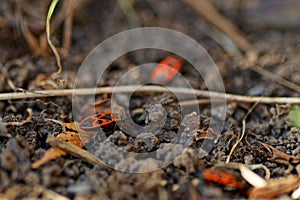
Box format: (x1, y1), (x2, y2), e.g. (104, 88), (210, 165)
(0, 0), (300, 199)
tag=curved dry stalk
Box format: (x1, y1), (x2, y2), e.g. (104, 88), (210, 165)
(226, 102), (259, 163)
(2, 108), (33, 126)
(46, 0), (62, 74)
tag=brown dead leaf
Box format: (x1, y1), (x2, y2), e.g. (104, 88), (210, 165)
(248, 175), (300, 199)
(31, 131), (84, 169)
(46, 134), (111, 170)
(63, 121), (80, 132)
(57, 131), (84, 148)
(31, 147), (66, 169)
(259, 141), (300, 165)
(31, 120), (98, 169)
(34, 74), (59, 90)
(63, 121), (97, 145)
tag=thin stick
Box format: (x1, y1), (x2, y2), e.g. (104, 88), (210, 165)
(186, 0), (300, 94)
(184, 0), (254, 52)
(46, 134), (112, 170)
(251, 65), (300, 93)
(226, 101), (259, 163)
(0, 85), (300, 104)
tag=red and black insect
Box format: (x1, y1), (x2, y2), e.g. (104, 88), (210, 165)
(151, 55), (183, 85)
(79, 112), (121, 131)
(203, 168), (245, 190)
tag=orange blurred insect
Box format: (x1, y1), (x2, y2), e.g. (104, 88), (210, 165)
(203, 168), (245, 189)
(79, 112), (121, 131)
(151, 55), (183, 85)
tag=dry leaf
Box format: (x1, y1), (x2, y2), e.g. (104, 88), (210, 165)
(248, 175), (300, 199)
(57, 131), (84, 148)
(63, 121), (80, 132)
(63, 122), (96, 144)
(259, 141), (300, 165)
(46, 134), (111, 170)
(31, 147), (66, 169)
(31, 131), (84, 169)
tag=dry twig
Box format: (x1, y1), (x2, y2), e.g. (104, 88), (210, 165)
(46, 134), (112, 170)
(1, 85), (299, 104)
(185, 0), (300, 93)
(184, 0), (254, 52)
(250, 65), (300, 94)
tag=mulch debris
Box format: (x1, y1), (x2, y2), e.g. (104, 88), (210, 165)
(0, 0), (300, 199)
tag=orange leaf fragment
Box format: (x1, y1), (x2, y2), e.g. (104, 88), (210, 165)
(31, 131), (84, 169)
(63, 122), (96, 144)
(31, 147), (66, 169)
(57, 131), (84, 148)
(63, 122), (80, 132)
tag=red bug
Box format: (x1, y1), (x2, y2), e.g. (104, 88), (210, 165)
(203, 168), (245, 190)
(79, 112), (121, 131)
(151, 55), (183, 85)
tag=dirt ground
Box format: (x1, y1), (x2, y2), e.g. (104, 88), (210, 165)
(0, 0), (300, 199)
